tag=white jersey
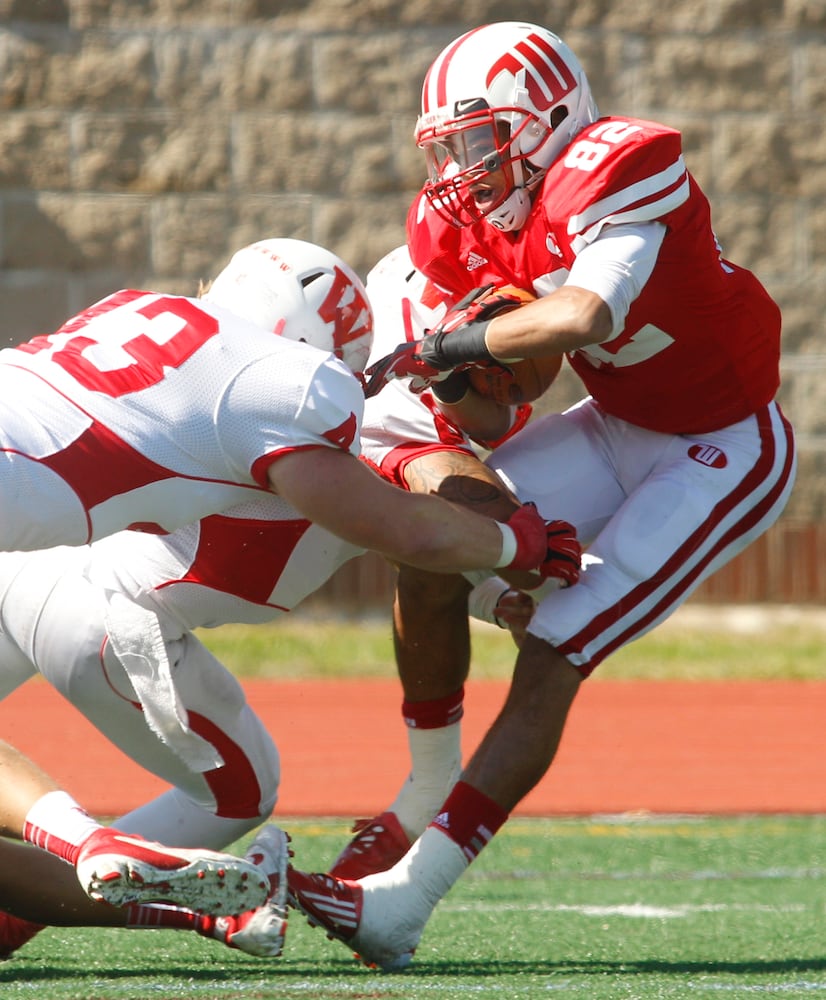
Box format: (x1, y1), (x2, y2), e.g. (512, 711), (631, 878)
(0, 289), (364, 551)
(86, 495), (365, 631)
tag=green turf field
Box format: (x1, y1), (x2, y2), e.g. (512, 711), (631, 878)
(4, 815), (824, 999)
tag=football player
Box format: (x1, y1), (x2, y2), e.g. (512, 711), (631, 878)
(288, 22), (796, 969)
(0, 238), (569, 584)
(0, 238), (581, 959)
(328, 243), (555, 881)
(0, 740), (285, 957)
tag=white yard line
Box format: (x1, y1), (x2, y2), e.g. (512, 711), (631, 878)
(442, 901), (808, 918)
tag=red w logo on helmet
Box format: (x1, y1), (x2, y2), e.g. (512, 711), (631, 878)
(318, 266), (371, 358)
(487, 33), (577, 112)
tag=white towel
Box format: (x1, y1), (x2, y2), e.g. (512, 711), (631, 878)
(103, 592), (224, 772)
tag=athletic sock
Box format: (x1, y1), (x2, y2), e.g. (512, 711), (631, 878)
(389, 689), (464, 839)
(0, 913), (46, 959)
(125, 903), (216, 935)
(358, 825), (467, 933)
(22, 790), (102, 865)
(401, 687), (465, 731)
(428, 780), (509, 862)
(362, 780), (509, 927)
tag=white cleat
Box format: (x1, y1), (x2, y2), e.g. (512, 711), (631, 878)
(213, 825), (290, 957)
(213, 901), (287, 958)
(287, 867), (418, 971)
(76, 827), (270, 915)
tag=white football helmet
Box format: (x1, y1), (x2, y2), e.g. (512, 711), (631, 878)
(416, 22), (599, 232)
(203, 238), (374, 373)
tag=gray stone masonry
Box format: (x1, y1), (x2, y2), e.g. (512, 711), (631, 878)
(0, 1), (823, 535)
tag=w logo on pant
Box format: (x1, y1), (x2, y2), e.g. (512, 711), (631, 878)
(688, 443), (727, 468)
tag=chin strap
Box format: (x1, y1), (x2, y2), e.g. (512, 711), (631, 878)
(485, 186), (532, 232)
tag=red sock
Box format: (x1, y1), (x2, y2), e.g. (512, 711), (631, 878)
(125, 904), (209, 935)
(428, 780), (508, 862)
(402, 686), (464, 729)
(0, 914), (45, 959)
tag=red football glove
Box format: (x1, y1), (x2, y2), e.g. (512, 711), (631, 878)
(502, 505), (581, 585)
(363, 340), (453, 398)
(435, 283), (531, 335)
(540, 519), (582, 586)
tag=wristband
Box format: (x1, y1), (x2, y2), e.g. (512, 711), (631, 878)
(433, 321), (495, 366)
(467, 576), (513, 627)
(431, 370), (471, 404)
(494, 522), (518, 569)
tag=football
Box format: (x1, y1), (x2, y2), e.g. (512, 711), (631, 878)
(464, 285), (562, 404)
(467, 354), (563, 405)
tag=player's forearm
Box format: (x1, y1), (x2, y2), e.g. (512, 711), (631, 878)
(268, 448), (523, 574)
(421, 286), (611, 369)
(483, 286), (612, 361)
(433, 379), (513, 442)
(377, 496), (519, 573)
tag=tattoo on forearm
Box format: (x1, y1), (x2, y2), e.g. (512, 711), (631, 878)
(405, 452), (519, 515)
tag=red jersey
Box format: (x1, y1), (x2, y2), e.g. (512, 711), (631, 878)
(407, 117), (781, 434)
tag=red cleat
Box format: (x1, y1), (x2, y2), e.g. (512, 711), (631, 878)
(329, 812), (411, 880)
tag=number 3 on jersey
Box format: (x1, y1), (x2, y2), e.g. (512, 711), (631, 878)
(20, 290), (219, 397)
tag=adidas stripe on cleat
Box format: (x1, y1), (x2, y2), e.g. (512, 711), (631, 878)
(287, 867), (414, 972)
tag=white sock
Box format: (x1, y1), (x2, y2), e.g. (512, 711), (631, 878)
(389, 724), (462, 840)
(23, 790), (102, 858)
(116, 788), (259, 850)
(361, 826), (469, 933)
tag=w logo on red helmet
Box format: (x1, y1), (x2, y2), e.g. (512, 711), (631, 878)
(318, 266), (372, 357)
(487, 32), (577, 111)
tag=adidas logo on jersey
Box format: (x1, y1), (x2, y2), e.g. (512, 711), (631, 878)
(466, 252), (488, 271)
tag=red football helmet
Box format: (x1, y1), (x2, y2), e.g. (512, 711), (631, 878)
(416, 22), (598, 232)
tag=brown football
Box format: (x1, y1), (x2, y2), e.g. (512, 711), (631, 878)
(465, 285), (561, 404)
(467, 354), (563, 405)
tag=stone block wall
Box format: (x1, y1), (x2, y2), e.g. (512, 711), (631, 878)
(0, 0), (824, 533)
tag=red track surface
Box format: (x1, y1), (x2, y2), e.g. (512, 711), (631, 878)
(1, 678), (824, 817)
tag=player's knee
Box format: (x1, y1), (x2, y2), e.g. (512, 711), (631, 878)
(610, 478), (704, 581)
(213, 768), (279, 822)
